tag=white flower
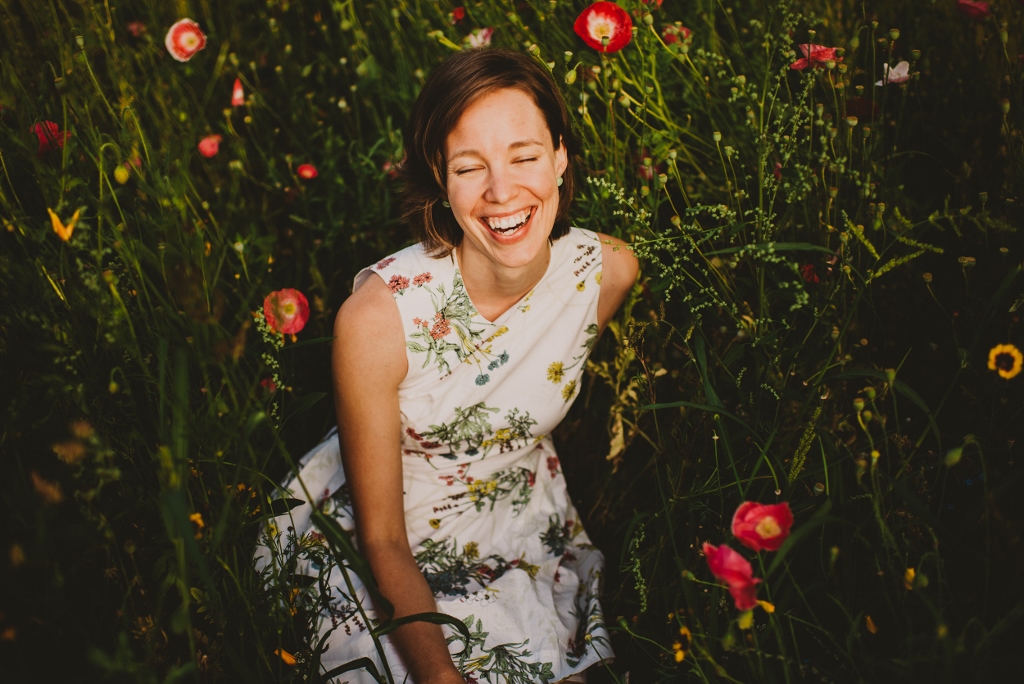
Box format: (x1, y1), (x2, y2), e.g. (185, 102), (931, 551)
(875, 60), (910, 86)
(467, 27), (493, 48)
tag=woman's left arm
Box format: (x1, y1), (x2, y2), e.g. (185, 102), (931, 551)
(595, 233), (640, 330)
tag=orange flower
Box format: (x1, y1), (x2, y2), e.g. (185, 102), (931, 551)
(47, 208), (80, 242)
(987, 343), (1022, 379)
(274, 649), (296, 666)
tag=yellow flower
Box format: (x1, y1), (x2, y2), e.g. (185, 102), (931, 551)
(987, 343), (1022, 379)
(52, 440), (87, 464)
(547, 362), (565, 383)
(494, 428), (512, 442)
(904, 567), (916, 590)
(595, 271), (603, 285)
(561, 379), (577, 401)
(493, 326), (509, 337)
(464, 542), (479, 559)
(865, 614), (878, 634)
(189, 512), (205, 529)
(429, 518), (441, 529)
(47, 207), (80, 242)
(576, 281), (586, 291)
(757, 600), (775, 613)
(674, 648), (685, 663)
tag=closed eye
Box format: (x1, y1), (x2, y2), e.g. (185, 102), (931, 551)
(515, 157), (538, 164)
(453, 167), (481, 176)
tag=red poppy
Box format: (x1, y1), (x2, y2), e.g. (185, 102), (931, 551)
(452, 7), (466, 23)
(32, 121), (71, 156)
(260, 377), (277, 393)
(956, 0), (990, 19)
(731, 501), (794, 551)
(232, 77), (244, 107)
(263, 288), (310, 335)
(662, 24), (692, 46)
(574, 2), (633, 53)
(703, 543), (761, 610)
(773, 161), (783, 181)
(197, 134), (222, 158)
(297, 163), (318, 179)
(800, 264), (820, 284)
(789, 43), (839, 71)
(164, 18), (207, 62)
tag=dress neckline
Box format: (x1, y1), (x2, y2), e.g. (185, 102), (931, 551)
(452, 240), (557, 325)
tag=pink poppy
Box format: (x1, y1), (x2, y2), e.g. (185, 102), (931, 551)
(197, 134), (222, 158)
(789, 43), (839, 71)
(467, 27), (493, 48)
(165, 18), (207, 62)
(732, 501), (794, 551)
(703, 543), (761, 610)
(232, 78), (245, 106)
(31, 121), (70, 156)
(574, 2), (633, 53)
(956, 0), (990, 19)
(297, 163), (318, 179)
(662, 24), (692, 46)
(263, 288), (310, 335)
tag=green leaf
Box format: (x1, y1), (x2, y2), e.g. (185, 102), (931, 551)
(268, 497), (306, 517)
(372, 611), (473, 655)
(321, 657), (385, 682)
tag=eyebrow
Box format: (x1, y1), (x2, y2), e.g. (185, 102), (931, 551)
(447, 139), (546, 164)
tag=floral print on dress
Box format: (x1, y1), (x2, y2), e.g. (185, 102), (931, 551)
(256, 229), (611, 684)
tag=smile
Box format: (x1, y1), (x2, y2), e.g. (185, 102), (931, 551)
(483, 208), (533, 236)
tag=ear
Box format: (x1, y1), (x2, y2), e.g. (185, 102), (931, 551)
(554, 136), (568, 178)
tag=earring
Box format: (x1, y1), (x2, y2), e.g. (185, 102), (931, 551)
(557, 176), (563, 187)
(441, 200), (450, 208)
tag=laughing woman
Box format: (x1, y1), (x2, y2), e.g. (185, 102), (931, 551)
(257, 48), (638, 683)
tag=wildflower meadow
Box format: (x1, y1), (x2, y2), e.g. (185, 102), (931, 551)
(2, 0), (1023, 682)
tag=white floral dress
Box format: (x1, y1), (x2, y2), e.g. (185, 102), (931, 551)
(255, 227), (613, 683)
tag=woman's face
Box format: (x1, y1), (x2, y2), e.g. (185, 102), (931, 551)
(445, 88), (567, 274)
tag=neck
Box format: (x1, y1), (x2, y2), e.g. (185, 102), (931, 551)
(455, 242), (551, 322)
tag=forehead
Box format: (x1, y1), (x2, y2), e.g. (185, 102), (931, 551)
(446, 88), (552, 154)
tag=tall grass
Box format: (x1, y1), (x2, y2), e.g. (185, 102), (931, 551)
(1, 0), (1022, 682)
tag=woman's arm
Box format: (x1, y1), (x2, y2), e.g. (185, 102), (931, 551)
(595, 232), (640, 330)
(332, 276), (465, 684)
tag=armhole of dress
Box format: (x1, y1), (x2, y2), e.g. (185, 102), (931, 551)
(352, 266), (383, 293)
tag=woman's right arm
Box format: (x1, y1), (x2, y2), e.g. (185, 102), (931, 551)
(332, 275), (465, 684)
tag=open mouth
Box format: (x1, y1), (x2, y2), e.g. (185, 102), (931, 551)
(482, 208), (533, 236)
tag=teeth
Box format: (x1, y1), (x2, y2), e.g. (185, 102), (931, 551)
(485, 209), (531, 232)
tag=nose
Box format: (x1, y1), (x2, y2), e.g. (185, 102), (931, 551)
(483, 164), (518, 205)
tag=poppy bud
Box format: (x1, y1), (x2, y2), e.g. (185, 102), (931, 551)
(564, 51), (573, 62)
(889, 28), (900, 41)
(564, 69), (577, 85)
(114, 166), (130, 184)
(712, 131), (722, 142)
(922, 272), (933, 283)
(852, 398), (865, 412)
(1002, 98), (1011, 115)
(846, 116), (858, 127)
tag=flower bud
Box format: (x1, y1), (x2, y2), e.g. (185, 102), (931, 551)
(1002, 98), (1011, 116)
(850, 35), (860, 50)
(564, 69), (577, 85)
(922, 272), (932, 283)
(889, 28), (900, 41)
(825, 59), (836, 70)
(944, 447), (962, 467)
(670, 215), (681, 227)
(643, 14), (654, 26)
(712, 131), (722, 142)
(668, 149), (677, 160)
(853, 398), (865, 412)
(114, 166), (130, 184)
(846, 116), (859, 127)
(564, 51), (573, 62)
(863, 410), (873, 423)
(864, 386), (876, 401)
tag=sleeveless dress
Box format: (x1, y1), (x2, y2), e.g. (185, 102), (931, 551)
(255, 227), (613, 683)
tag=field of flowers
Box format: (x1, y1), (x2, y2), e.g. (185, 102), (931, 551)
(1, 0), (1023, 681)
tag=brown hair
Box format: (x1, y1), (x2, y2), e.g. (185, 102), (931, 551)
(397, 48), (581, 257)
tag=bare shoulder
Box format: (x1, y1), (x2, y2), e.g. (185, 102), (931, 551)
(595, 232), (639, 329)
(333, 273), (407, 384)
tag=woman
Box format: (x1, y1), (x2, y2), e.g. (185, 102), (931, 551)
(257, 48), (638, 683)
